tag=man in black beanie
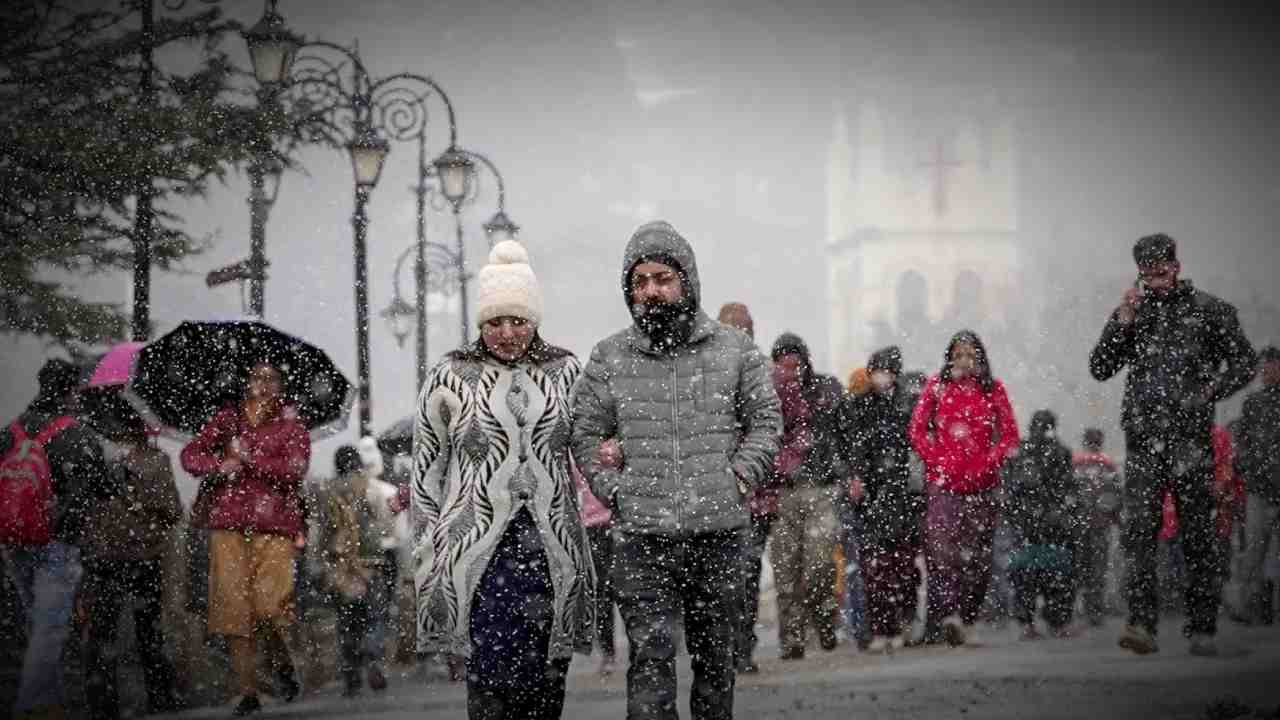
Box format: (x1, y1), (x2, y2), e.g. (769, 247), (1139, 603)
(1090, 233), (1256, 657)
(1, 358), (111, 718)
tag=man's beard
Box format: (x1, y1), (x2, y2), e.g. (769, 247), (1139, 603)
(632, 299), (693, 349)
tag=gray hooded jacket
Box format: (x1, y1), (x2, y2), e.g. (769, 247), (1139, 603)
(570, 221), (782, 537)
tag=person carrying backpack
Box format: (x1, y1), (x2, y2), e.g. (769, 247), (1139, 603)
(1, 358), (111, 720)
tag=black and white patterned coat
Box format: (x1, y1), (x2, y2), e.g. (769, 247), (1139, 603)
(412, 342), (593, 659)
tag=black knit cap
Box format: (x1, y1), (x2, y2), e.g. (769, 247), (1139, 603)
(1133, 233), (1177, 267)
(771, 332), (809, 361)
(37, 358), (80, 398)
(1260, 345), (1280, 363)
(867, 345), (903, 374)
(334, 445), (362, 476)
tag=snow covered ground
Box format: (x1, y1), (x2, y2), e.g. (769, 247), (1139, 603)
(164, 615), (1280, 720)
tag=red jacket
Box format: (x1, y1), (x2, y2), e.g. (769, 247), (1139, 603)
(908, 375), (1020, 494)
(180, 405), (310, 537)
(1158, 425), (1243, 541)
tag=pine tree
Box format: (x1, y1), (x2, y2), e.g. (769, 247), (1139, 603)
(1, 0), (293, 349)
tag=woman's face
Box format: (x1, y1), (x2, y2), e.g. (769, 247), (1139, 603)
(481, 316), (536, 362)
(247, 364), (284, 402)
(950, 342), (979, 379)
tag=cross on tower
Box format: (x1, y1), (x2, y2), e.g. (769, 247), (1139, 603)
(918, 137), (962, 216)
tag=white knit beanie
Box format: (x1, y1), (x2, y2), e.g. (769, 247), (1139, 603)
(475, 240), (542, 328)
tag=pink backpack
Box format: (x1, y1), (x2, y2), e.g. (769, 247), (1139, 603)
(0, 417), (76, 546)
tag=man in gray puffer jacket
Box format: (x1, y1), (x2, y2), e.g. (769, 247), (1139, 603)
(572, 221), (781, 720)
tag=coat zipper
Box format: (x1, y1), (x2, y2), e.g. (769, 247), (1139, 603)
(671, 357), (682, 534)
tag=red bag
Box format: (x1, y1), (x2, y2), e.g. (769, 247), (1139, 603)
(0, 417), (76, 546)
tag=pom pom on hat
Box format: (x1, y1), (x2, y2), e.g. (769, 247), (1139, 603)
(475, 240), (543, 328)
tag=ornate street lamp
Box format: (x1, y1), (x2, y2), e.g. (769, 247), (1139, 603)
(483, 209), (520, 245)
(243, 0), (302, 86)
(379, 296), (416, 348)
(432, 146), (475, 209)
(349, 123), (391, 189)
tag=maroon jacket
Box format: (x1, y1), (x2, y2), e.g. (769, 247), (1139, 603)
(180, 405), (310, 537)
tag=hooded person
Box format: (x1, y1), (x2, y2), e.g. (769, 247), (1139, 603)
(1002, 410), (1077, 639)
(767, 332), (845, 660)
(572, 221), (781, 719)
(412, 240), (594, 720)
(908, 330), (1020, 647)
(2, 358), (111, 719)
(841, 345), (920, 652)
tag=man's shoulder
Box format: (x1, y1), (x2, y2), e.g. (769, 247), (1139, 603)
(1186, 285), (1239, 319)
(588, 327), (638, 359)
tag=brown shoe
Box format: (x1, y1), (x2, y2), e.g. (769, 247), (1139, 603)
(367, 663), (388, 691)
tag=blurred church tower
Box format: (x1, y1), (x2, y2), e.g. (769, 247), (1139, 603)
(825, 97), (1028, 377)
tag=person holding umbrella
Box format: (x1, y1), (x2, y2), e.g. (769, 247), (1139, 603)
(413, 241), (594, 719)
(180, 360), (311, 717)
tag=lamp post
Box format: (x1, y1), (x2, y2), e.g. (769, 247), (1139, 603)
(242, 3), (461, 437)
(349, 122), (390, 437)
(422, 147), (518, 345)
(381, 239), (460, 389)
(241, 0), (301, 317)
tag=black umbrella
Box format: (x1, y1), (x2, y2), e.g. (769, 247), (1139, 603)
(378, 415), (415, 456)
(126, 318), (355, 439)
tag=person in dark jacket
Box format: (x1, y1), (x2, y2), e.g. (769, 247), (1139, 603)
(572, 221), (781, 720)
(81, 416), (184, 719)
(1089, 233), (1256, 657)
(842, 346), (919, 652)
(181, 362), (311, 716)
(769, 332), (843, 659)
(1072, 428), (1123, 626)
(1233, 346), (1280, 624)
(718, 302), (773, 675)
(2, 359), (111, 720)
(1002, 410), (1077, 639)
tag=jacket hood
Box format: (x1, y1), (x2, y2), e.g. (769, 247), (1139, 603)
(1029, 409), (1058, 442)
(621, 221), (701, 311)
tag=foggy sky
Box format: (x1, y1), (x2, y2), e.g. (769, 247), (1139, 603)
(4, 0), (1278, 483)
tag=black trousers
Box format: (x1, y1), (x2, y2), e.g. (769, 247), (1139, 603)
(1123, 431), (1220, 636)
(1011, 563), (1074, 630)
(82, 558), (176, 719)
(587, 526), (616, 659)
(734, 513), (772, 665)
(614, 529), (743, 720)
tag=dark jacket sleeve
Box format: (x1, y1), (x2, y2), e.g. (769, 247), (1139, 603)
(1089, 312), (1137, 382)
(141, 451), (183, 529)
(49, 422), (112, 501)
(1206, 303), (1256, 404)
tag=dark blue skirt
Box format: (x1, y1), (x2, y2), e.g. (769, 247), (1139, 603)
(467, 507), (557, 690)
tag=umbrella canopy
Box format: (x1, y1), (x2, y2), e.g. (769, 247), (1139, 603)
(80, 341), (149, 440)
(378, 415), (415, 456)
(126, 318), (355, 440)
(86, 341), (145, 388)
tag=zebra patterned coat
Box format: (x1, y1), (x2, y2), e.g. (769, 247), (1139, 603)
(411, 340), (594, 660)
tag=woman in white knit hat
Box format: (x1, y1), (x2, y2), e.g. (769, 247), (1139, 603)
(412, 240), (594, 719)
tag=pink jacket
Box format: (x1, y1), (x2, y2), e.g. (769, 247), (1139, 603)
(573, 464), (612, 528)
